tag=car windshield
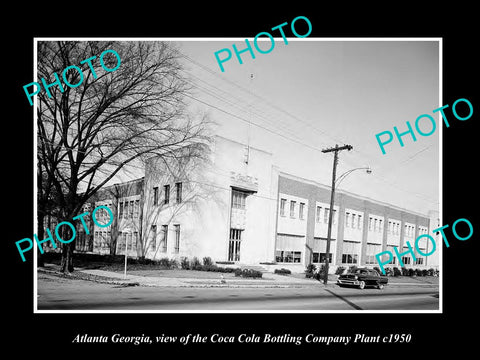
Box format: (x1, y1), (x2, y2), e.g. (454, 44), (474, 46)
(348, 269), (368, 275)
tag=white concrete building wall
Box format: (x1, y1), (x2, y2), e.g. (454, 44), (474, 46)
(142, 136), (277, 265)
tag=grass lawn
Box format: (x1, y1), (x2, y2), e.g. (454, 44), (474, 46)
(104, 268), (241, 279)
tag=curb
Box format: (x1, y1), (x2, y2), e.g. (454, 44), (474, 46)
(38, 267), (140, 287)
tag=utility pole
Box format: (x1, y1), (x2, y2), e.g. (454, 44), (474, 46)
(322, 144), (353, 285)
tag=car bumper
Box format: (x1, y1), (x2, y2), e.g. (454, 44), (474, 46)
(337, 279), (360, 286)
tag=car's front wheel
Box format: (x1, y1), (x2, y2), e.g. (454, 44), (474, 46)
(358, 281), (365, 289)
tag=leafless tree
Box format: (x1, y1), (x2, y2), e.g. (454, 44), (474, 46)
(37, 41), (211, 272)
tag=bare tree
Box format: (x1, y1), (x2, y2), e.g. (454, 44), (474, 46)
(37, 41), (211, 272)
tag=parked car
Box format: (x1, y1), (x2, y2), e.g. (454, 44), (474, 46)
(337, 268), (388, 289)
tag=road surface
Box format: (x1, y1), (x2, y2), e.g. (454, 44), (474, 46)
(37, 273), (439, 311)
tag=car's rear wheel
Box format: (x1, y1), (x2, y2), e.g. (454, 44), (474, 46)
(377, 283), (384, 290)
(358, 281), (365, 289)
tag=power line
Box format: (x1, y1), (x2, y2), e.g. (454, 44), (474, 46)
(183, 92), (325, 152)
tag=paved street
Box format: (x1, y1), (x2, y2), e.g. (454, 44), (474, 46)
(37, 273), (439, 311)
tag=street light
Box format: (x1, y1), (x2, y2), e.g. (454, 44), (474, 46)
(335, 166), (372, 188)
(322, 160), (372, 285)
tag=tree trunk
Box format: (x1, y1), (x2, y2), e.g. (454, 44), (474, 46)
(60, 223), (75, 273)
(60, 243), (74, 273)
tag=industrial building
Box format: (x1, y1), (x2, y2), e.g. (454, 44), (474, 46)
(43, 135), (439, 273)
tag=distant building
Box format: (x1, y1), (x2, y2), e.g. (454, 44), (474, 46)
(45, 136), (438, 273)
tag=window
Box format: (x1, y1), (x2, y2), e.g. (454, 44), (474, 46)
(379, 219), (383, 233)
(153, 187), (158, 206)
(174, 225), (180, 253)
(365, 243), (382, 264)
(402, 256), (411, 265)
(316, 206), (321, 223)
(324, 208), (330, 224)
(150, 225), (157, 251)
(164, 185), (170, 205)
(374, 218), (378, 232)
(117, 232), (125, 252)
(101, 231), (107, 248)
(387, 245), (397, 264)
(161, 225), (168, 252)
(134, 200), (140, 218)
(415, 257), (424, 265)
(369, 217), (373, 231)
(345, 212), (350, 228)
(388, 221), (392, 234)
(313, 252), (332, 263)
(333, 209), (337, 224)
(280, 198), (287, 217)
(276, 250), (302, 263)
(232, 190), (247, 209)
(357, 214), (362, 229)
(126, 233), (132, 251)
(341, 241), (359, 264)
(290, 201), (296, 218)
(299, 203), (305, 220)
(229, 228), (242, 261)
(119, 202), (124, 219)
(175, 182), (182, 203)
(133, 232), (138, 250)
(129, 201), (134, 218)
(352, 214), (356, 229)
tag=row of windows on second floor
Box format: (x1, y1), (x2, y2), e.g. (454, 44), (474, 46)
(152, 182), (183, 206)
(278, 196), (428, 238)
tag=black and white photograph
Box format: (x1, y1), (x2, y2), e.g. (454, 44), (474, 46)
(33, 39), (441, 312)
(6, 4), (478, 356)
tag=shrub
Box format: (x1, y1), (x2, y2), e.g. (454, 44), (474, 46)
(427, 268), (435, 276)
(384, 268), (393, 276)
(373, 267), (381, 274)
(315, 264), (326, 280)
(180, 257), (190, 270)
(415, 268), (423, 277)
(393, 267), (402, 277)
(408, 268), (415, 277)
(335, 266), (346, 275)
(203, 257), (213, 266)
(274, 268), (291, 275)
(235, 268), (263, 278)
(349, 265), (358, 273)
(402, 267), (409, 276)
(421, 269), (429, 276)
(191, 257), (201, 270)
(305, 264), (317, 278)
(157, 258), (177, 269)
(242, 269), (263, 278)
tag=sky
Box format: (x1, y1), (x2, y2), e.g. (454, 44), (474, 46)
(167, 39), (440, 216)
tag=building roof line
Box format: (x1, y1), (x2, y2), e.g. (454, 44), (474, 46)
(278, 171), (430, 219)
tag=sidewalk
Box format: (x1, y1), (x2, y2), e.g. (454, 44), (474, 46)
(38, 264), (438, 289)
